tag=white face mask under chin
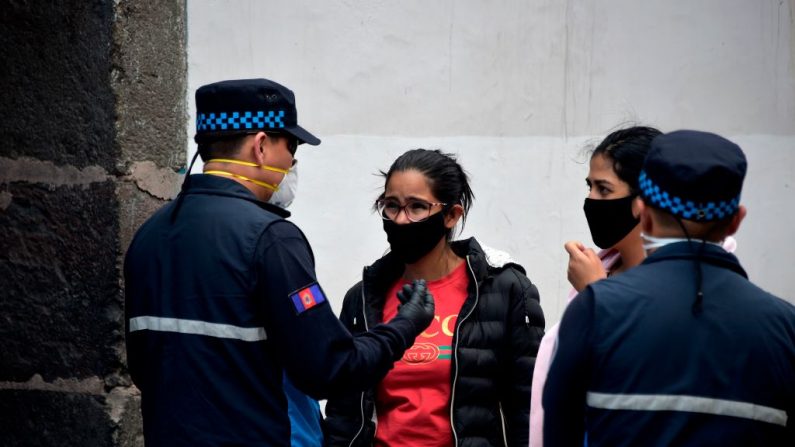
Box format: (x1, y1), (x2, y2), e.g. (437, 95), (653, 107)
(268, 160), (298, 209)
(641, 232), (724, 252)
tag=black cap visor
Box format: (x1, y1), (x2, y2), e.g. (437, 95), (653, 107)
(285, 124), (321, 146)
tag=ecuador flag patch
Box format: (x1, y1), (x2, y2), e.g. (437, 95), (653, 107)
(289, 282), (327, 314)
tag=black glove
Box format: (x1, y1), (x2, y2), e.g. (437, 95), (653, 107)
(395, 279), (435, 335)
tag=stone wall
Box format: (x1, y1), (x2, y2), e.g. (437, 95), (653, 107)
(0, 1), (185, 445)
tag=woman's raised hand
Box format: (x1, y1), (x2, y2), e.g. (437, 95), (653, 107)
(564, 241), (606, 292)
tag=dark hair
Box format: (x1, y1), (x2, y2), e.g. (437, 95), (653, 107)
(379, 149), (474, 239)
(196, 132), (293, 162)
(591, 126), (662, 195)
(196, 134), (249, 162)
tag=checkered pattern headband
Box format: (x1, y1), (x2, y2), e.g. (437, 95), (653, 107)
(196, 110), (286, 132)
(639, 170), (740, 222)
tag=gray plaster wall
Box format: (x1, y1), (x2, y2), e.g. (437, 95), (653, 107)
(0, 1), (185, 445)
(188, 0), (795, 330)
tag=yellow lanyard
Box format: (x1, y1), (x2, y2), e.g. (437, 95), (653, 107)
(204, 170), (279, 191)
(204, 158), (290, 192)
(207, 158), (290, 174)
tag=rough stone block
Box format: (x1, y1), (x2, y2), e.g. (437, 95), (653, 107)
(0, 0), (117, 171)
(0, 181), (123, 381)
(117, 178), (172, 260)
(113, 0), (187, 171)
(0, 389), (113, 447)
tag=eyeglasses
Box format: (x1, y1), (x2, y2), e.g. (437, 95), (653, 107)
(264, 132), (298, 156)
(376, 198), (447, 223)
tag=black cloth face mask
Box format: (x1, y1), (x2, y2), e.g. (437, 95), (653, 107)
(583, 196), (639, 249)
(382, 211), (448, 264)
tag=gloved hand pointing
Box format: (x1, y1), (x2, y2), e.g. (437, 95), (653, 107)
(396, 279), (435, 335)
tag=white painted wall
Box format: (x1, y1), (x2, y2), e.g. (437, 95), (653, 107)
(187, 0), (795, 328)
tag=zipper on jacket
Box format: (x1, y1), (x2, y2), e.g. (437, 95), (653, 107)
(498, 401), (508, 447)
(449, 255), (480, 446)
(348, 270), (370, 447)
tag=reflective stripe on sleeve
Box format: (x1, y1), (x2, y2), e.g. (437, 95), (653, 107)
(586, 392), (787, 426)
(129, 316), (267, 342)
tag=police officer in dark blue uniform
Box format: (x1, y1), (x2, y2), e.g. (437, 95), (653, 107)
(124, 78), (435, 446)
(544, 130), (795, 446)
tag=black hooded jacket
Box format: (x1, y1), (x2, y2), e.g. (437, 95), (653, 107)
(324, 238), (545, 446)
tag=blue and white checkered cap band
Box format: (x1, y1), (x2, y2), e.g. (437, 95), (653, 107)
(639, 170), (740, 221)
(196, 110), (286, 132)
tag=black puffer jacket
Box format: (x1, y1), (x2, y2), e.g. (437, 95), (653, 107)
(324, 238), (545, 446)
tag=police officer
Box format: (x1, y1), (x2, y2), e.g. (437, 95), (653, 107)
(543, 130), (795, 446)
(124, 78), (435, 446)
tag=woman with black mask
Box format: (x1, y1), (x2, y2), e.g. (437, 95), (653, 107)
(324, 148), (545, 447)
(529, 126), (661, 447)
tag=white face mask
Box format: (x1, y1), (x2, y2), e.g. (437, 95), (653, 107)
(268, 160), (298, 209)
(641, 232), (723, 253)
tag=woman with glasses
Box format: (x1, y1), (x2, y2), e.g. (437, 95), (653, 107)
(324, 149), (545, 447)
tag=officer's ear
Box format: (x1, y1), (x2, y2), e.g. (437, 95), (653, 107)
(636, 198), (654, 235)
(632, 196), (644, 219)
(250, 132), (268, 164)
(725, 205), (746, 236)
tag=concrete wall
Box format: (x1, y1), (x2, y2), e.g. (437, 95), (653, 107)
(187, 0), (795, 328)
(0, 1), (185, 445)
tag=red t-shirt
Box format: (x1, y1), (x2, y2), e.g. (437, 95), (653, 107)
(374, 262), (469, 447)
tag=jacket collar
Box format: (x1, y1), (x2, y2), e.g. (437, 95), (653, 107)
(182, 174), (290, 218)
(452, 238), (489, 282)
(361, 250), (403, 304)
(642, 240), (747, 278)
(360, 237), (525, 325)
(363, 237), (524, 292)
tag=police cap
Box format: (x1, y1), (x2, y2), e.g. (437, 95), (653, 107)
(194, 78), (320, 146)
(639, 130), (747, 222)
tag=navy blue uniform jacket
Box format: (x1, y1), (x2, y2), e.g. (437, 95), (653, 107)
(544, 241), (795, 446)
(124, 175), (418, 446)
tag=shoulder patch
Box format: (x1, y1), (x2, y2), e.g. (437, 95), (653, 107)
(289, 282), (327, 314)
